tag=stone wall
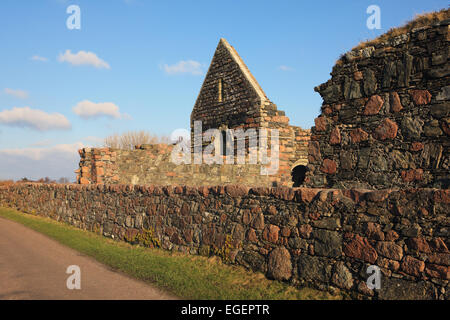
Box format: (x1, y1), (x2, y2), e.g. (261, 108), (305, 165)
(307, 20), (449, 189)
(77, 144), (274, 187)
(77, 38), (311, 187)
(1, 183), (448, 300)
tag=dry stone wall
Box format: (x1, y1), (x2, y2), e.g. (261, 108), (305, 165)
(307, 20), (449, 189)
(1, 183), (448, 300)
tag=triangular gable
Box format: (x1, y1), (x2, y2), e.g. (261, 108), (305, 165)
(191, 38), (269, 130)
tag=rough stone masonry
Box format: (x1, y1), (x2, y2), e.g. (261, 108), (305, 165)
(307, 18), (449, 190)
(0, 183), (448, 300)
(76, 38), (310, 188)
(1, 13), (449, 301)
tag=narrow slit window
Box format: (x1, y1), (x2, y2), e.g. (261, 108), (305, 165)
(218, 78), (223, 102)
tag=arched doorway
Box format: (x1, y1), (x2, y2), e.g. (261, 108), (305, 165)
(291, 165), (308, 187)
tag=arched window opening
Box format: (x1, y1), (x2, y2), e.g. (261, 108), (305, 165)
(291, 165), (308, 187)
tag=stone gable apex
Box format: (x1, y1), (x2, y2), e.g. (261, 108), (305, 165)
(217, 38), (268, 103)
(191, 38), (270, 131)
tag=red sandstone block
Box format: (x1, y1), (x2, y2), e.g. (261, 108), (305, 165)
(408, 237), (431, 253)
(363, 95), (384, 115)
(425, 263), (449, 280)
(373, 118), (398, 140)
(401, 169), (423, 182)
(270, 187), (295, 201)
(314, 116), (328, 132)
(410, 142), (424, 152)
(376, 241), (403, 261)
(343, 234), (378, 264)
(294, 188), (321, 203)
(390, 92), (403, 112)
(350, 128), (369, 143)
(263, 225), (280, 243)
(410, 89), (432, 105)
(329, 126), (341, 145)
(320, 159), (337, 174)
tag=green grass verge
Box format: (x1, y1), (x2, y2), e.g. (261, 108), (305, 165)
(0, 207), (341, 300)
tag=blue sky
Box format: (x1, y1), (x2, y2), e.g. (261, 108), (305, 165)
(0, 0), (447, 181)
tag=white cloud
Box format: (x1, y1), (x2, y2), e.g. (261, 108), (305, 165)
(72, 100), (130, 119)
(278, 65), (293, 71)
(58, 50), (110, 69)
(162, 60), (203, 75)
(4, 88), (29, 99)
(31, 55), (49, 62)
(0, 142), (84, 181)
(0, 106), (71, 131)
(0, 142), (84, 161)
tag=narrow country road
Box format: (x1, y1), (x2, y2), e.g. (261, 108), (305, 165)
(0, 217), (177, 300)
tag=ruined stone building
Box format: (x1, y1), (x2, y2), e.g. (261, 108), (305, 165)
(306, 19), (449, 189)
(3, 11), (449, 300)
(78, 17), (449, 191)
(77, 38), (310, 187)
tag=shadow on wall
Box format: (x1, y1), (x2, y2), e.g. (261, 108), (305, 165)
(291, 165), (308, 187)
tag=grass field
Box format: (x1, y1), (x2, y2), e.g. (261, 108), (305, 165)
(0, 207), (341, 300)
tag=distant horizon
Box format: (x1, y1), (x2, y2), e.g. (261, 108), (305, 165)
(0, 0), (448, 181)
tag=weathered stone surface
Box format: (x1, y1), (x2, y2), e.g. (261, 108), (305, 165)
(350, 128), (369, 143)
(363, 69), (377, 96)
(262, 225), (280, 243)
(343, 234), (378, 264)
(340, 150), (355, 170)
(320, 159), (337, 174)
(401, 256), (425, 276)
(0, 183), (447, 300)
(267, 247), (292, 281)
(308, 141), (322, 163)
(373, 118), (398, 140)
(390, 92), (403, 112)
(430, 103), (449, 118)
(307, 22), (448, 191)
(436, 86), (450, 101)
(314, 116), (329, 132)
(376, 241), (403, 261)
(331, 262), (354, 290)
(401, 117), (424, 139)
(410, 89), (432, 105)
(329, 127), (341, 145)
(298, 255), (330, 283)
(313, 229), (342, 258)
(378, 278), (436, 300)
(363, 95), (384, 115)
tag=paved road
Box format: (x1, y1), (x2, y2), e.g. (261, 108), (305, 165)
(0, 217), (177, 300)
